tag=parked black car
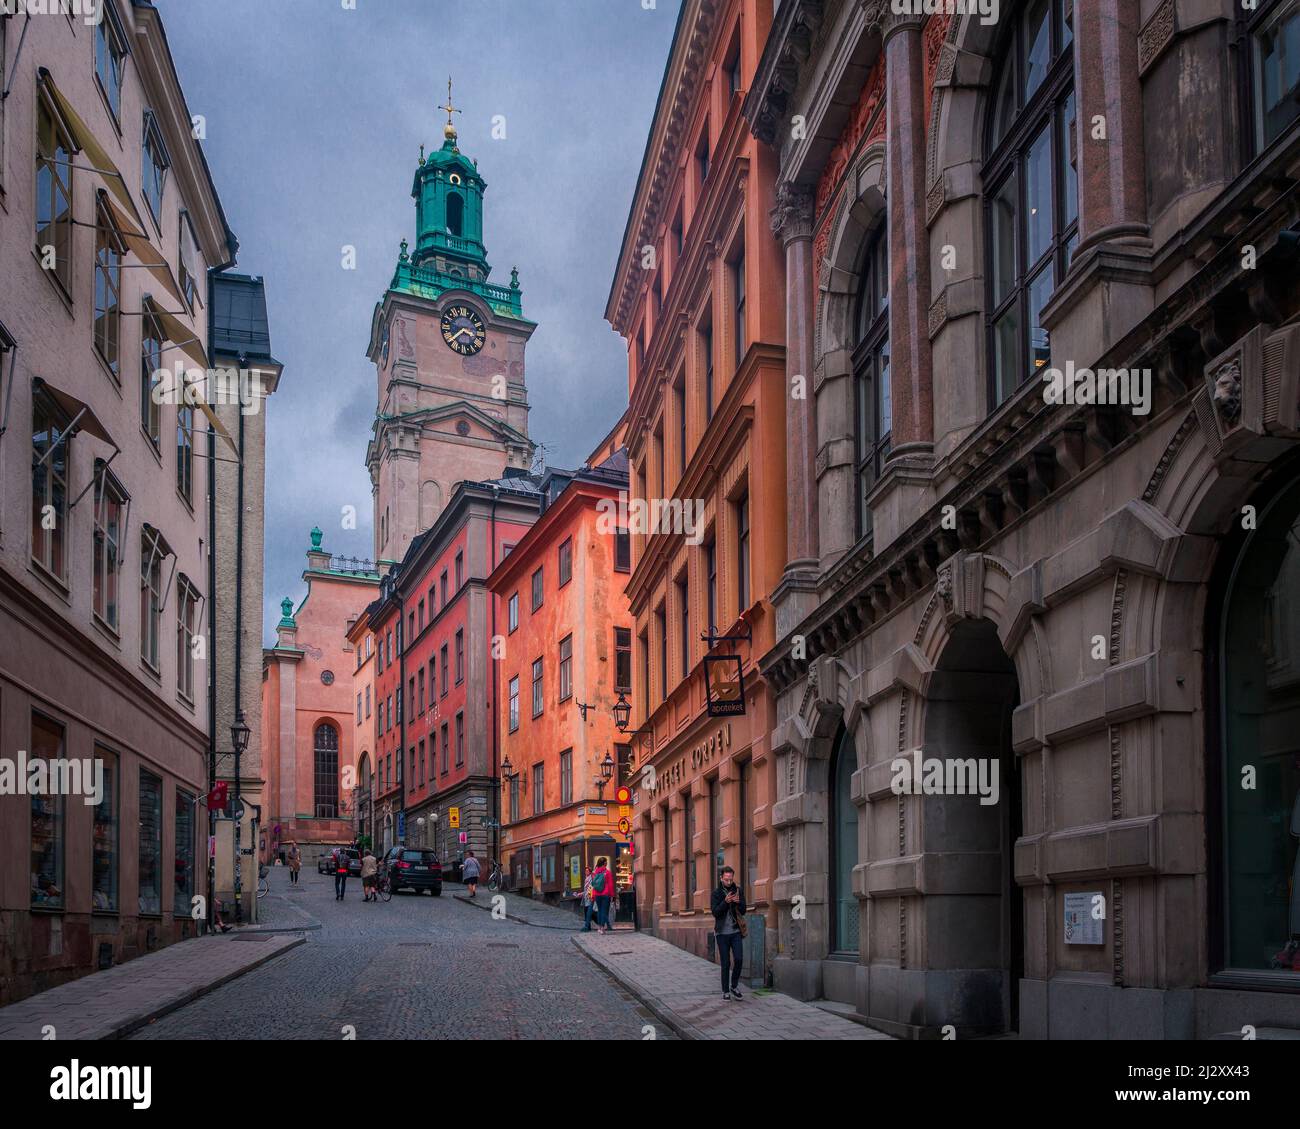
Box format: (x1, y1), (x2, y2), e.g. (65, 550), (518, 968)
(318, 847), (361, 876)
(383, 847), (442, 895)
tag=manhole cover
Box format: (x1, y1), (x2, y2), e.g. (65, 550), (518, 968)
(231, 934), (273, 942)
(487, 943), (519, 949)
(608, 950), (633, 955)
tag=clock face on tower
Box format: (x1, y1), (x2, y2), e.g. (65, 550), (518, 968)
(440, 305), (486, 355)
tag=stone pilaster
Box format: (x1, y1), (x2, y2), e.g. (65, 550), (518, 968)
(770, 181), (821, 638)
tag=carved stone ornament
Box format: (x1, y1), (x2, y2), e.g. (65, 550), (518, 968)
(770, 182), (815, 243)
(1211, 359), (1242, 426)
(936, 565), (954, 612)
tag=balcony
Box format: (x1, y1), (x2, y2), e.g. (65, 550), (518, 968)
(391, 260), (526, 319)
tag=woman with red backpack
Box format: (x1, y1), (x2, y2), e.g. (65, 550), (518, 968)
(590, 856), (614, 934)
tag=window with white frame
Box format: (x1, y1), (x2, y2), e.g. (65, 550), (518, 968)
(95, 5), (127, 123)
(141, 111), (170, 225)
(140, 528), (166, 669)
(176, 574), (199, 700)
(94, 196), (123, 379)
(93, 464), (127, 630)
(36, 88), (74, 293)
(31, 387), (71, 580)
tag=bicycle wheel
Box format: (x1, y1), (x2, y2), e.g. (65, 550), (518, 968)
(378, 877), (392, 902)
(257, 878), (269, 899)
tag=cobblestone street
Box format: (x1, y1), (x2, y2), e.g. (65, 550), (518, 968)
(128, 866), (671, 1041)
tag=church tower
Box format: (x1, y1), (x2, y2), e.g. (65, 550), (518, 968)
(366, 81), (534, 567)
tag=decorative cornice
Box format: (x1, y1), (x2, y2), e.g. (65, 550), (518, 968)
(742, 0), (827, 147)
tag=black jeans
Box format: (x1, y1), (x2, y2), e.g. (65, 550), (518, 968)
(335, 872), (347, 898)
(717, 931), (743, 992)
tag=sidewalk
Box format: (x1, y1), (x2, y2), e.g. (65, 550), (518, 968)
(452, 884), (635, 931)
(0, 932), (304, 1040)
(573, 931), (892, 1041)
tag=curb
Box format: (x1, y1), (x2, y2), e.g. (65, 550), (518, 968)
(453, 892), (635, 933)
(569, 936), (701, 1041)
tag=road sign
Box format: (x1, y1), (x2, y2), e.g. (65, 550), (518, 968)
(448, 807), (460, 829)
(618, 817), (631, 835)
(615, 785), (631, 804)
(619, 804), (631, 818)
(458, 831), (467, 845)
(397, 811), (406, 840)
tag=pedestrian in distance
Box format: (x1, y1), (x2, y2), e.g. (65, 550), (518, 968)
(580, 867), (595, 931)
(711, 865), (746, 1000)
(287, 841), (301, 885)
(361, 848), (378, 902)
(462, 850), (481, 898)
(591, 856), (614, 934)
(334, 847), (350, 900)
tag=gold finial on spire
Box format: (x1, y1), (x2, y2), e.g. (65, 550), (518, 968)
(439, 75), (462, 143)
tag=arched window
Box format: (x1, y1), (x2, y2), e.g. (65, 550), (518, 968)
(313, 723), (339, 819)
(446, 192), (464, 237)
(1219, 470), (1300, 975)
(853, 227), (889, 542)
(830, 726), (860, 953)
(984, 0), (1077, 410)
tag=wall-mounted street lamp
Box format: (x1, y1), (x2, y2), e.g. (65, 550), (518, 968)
(577, 690), (633, 733)
(230, 710), (251, 924)
(595, 751), (614, 801)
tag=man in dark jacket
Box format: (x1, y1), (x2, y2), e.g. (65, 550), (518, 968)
(710, 866), (746, 1000)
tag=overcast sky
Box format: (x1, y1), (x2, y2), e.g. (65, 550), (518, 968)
(161, 0), (679, 641)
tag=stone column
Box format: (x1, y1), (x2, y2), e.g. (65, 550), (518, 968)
(1072, 0), (1149, 251)
(883, 13), (933, 457)
(770, 182), (819, 636)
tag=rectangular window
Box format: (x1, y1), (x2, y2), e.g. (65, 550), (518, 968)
(705, 538), (718, 635)
(639, 631), (650, 716)
(409, 747), (415, 792)
(532, 657), (544, 717)
(1255, 1), (1300, 148)
(531, 566), (544, 611)
(92, 747), (118, 913)
(736, 492), (750, 613)
(532, 763), (544, 816)
(178, 212), (200, 309)
(616, 743), (633, 789)
(30, 714), (66, 909)
(357, 693), (363, 725)
(674, 373), (687, 477)
(615, 526), (631, 572)
(724, 36), (741, 100)
(558, 634), (573, 701)
(408, 677), (415, 719)
(560, 749), (573, 806)
(455, 712), (464, 766)
(441, 644), (449, 695)
(177, 378), (195, 501)
(365, 684), (371, 718)
(702, 319), (715, 424)
(740, 759), (757, 891)
(428, 659), (435, 708)
(93, 465), (126, 630)
(508, 675), (520, 732)
(94, 198), (123, 378)
(31, 390), (70, 579)
(685, 790), (696, 909)
(455, 550), (463, 588)
(558, 538), (573, 587)
(455, 629), (464, 684)
(419, 739), (425, 786)
(138, 769), (162, 915)
(441, 570), (448, 605)
(615, 627), (632, 693)
(174, 788), (195, 916)
(36, 91), (73, 293)
(677, 576), (690, 677)
(418, 599), (425, 630)
(656, 604), (668, 702)
(508, 592), (519, 632)
(733, 248), (746, 372)
(140, 529), (164, 669)
(441, 725), (449, 774)
(509, 774), (520, 823)
(709, 776), (722, 885)
(141, 111), (169, 225)
(408, 611), (415, 640)
(140, 311), (163, 445)
(176, 575), (199, 700)
(418, 668), (426, 713)
(95, 9), (126, 121)
(696, 129), (710, 189)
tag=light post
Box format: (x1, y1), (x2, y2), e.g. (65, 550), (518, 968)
(230, 711), (251, 923)
(596, 751), (614, 801)
(431, 810), (440, 861)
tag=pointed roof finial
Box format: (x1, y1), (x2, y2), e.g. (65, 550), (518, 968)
(439, 75), (462, 145)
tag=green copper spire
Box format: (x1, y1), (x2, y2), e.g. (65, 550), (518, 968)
(278, 597), (296, 628)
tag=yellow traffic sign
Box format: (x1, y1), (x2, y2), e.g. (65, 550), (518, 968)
(448, 807), (460, 829)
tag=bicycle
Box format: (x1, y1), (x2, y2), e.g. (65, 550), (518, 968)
(486, 858), (504, 892)
(375, 870), (392, 902)
(256, 863), (270, 899)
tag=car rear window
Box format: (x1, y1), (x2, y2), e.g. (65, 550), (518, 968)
(401, 850), (438, 863)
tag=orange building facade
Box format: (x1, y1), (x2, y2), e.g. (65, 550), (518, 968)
(489, 458), (635, 908)
(606, 0), (787, 977)
(261, 530), (379, 864)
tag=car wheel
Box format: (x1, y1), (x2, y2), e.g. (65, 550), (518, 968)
(432, 886), (441, 897)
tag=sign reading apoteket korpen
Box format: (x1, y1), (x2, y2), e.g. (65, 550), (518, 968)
(1063, 891), (1105, 945)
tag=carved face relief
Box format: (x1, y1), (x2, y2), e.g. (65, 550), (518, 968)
(1212, 360), (1242, 426)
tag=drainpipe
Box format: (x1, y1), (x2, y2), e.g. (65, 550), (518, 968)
(232, 354), (247, 923)
(205, 346), (217, 937)
(489, 485), (499, 871)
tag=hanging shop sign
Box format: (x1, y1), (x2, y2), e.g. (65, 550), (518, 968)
(704, 654), (745, 717)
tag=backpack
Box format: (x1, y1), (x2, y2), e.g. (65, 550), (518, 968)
(591, 869), (607, 894)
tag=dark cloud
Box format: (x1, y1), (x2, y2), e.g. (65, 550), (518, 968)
(160, 0), (678, 640)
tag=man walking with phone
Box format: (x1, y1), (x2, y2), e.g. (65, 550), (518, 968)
(711, 865), (746, 1000)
